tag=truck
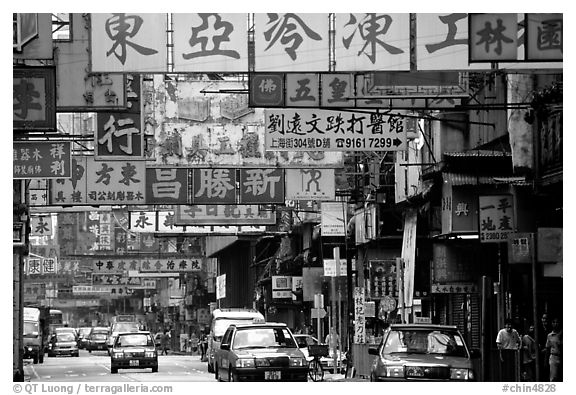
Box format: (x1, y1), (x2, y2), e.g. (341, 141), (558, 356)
(23, 307), (48, 364)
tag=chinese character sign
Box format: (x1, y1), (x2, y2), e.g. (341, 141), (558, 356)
(14, 141), (71, 179)
(335, 13), (410, 71)
(265, 109), (410, 151)
(321, 74), (354, 107)
(353, 287), (366, 343)
(13, 66), (56, 131)
(50, 156), (87, 205)
(469, 14), (518, 62)
(285, 73), (319, 107)
(146, 168), (189, 204)
(172, 13), (248, 72)
(192, 168), (236, 204)
(96, 112), (143, 158)
(525, 14), (563, 61)
(175, 205), (276, 225)
(240, 168), (285, 204)
(254, 13), (329, 71)
(479, 195), (515, 243)
(30, 215), (52, 237)
(90, 13), (168, 73)
(86, 158), (146, 204)
(129, 211), (157, 233)
(250, 73), (285, 107)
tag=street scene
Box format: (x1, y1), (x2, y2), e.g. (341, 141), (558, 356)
(12, 12), (563, 387)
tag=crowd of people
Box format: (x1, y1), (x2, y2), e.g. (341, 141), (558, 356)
(496, 314), (562, 382)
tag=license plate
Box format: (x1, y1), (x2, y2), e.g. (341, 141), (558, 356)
(265, 371), (281, 380)
(129, 360), (139, 367)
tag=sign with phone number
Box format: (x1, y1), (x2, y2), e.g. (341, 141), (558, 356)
(265, 109), (412, 151)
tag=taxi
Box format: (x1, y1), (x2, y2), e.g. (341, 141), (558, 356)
(214, 320), (308, 382)
(110, 331), (158, 374)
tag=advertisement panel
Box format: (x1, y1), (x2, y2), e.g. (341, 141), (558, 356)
(14, 142), (71, 179)
(265, 109), (409, 151)
(478, 195), (515, 243)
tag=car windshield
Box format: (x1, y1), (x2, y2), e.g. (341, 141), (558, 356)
(23, 322), (39, 337)
(91, 333), (108, 340)
(57, 333), (75, 342)
(233, 327), (297, 349)
(115, 334), (153, 347)
(383, 329), (468, 357)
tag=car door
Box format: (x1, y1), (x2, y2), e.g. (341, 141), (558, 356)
(218, 327), (234, 380)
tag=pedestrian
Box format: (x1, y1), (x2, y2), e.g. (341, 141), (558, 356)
(325, 326), (340, 350)
(496, 318), (521, 381)
(545, 317), (562, 382)
(161, 329), (170, 356)
(521, 324), (537, 381)
(199, 330), (208, 362)
(538, 313), (551, 381)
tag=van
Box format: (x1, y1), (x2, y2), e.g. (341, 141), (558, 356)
(206, 308), (264, 373)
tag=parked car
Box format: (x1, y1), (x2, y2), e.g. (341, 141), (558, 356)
(86, 329), (110, 353)
(293, 334), (347, 373)
(110, 331), (158, 374)
(214, 321), (307, 382)
(47, 332), (79, 357)
(368, 324), (479, 381)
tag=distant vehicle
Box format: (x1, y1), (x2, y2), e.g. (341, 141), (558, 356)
(48, 309), (64, 335)
(293, 334), (347, 373)
(368, 324), (480, 382)
(48, 332), (79, 357)
(107, 321), (140, 354)
(86, 329), (110, 353)
(77, 327), (92, 349)
(206, 308), (264, 373)
(22, 307), (48, 364)
(214, 322), (307, 382)
(110, 331), (158, 374)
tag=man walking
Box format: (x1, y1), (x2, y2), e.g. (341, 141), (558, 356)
(161, 329), (170, 356)
(496, 318), (521, 381)
(545, 318), (562, 382)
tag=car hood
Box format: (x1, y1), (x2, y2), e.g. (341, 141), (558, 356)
(382, 353), (472, 367)
(234, 348), (305, 358)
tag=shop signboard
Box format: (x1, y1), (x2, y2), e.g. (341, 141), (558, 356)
(14, 142), (72, 179)
(285, 168), (335, 201)
(478, 195), (515, 243)
(13, 66), (56, 131)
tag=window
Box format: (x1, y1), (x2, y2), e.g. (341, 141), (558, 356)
(52, 13), (70, 41)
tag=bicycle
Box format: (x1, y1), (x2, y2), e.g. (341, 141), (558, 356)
(307, 344), (329, 382)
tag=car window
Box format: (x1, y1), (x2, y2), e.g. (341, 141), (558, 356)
(115, 334), (153, 347)
(91, 333), (108, 340)
(233, 327), (297, 349)
(213, 318), (258, 338)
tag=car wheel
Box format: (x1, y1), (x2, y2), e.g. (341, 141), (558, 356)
(74, 353), (79, 357)
(151, 366), (158, 373)
(88, 349), (92, 353)
(39, 354), (44, 364)
(111, 367), (118, 374)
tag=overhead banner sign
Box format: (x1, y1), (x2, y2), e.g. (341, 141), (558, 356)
(14, 141), (71, 179)
(479, 195), (515, 243)
(175, 205), (276, 225)
(265, 109), (410, 151)
(285, 168), (335, 201)
(139, 257), (202, 272)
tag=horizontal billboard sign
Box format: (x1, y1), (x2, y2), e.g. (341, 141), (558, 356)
(265, 109), (412, 151)
(175, 205), (276, 225)
(14, 141), (72, 179)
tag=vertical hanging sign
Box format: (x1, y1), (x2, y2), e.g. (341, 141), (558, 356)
(353, 287), (366, 344)
(479, 195), (515, 243)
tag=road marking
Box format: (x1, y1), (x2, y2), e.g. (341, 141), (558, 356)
(27, 365), (40, 380)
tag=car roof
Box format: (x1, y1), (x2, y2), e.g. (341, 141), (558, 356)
(389, 324), (459, 331)
(232, 322), (288, 329)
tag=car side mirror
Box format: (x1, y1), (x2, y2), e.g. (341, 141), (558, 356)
(469, 348), (481, 359)
(368, 347), (380, 356)
(220, 343), (230, 351)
